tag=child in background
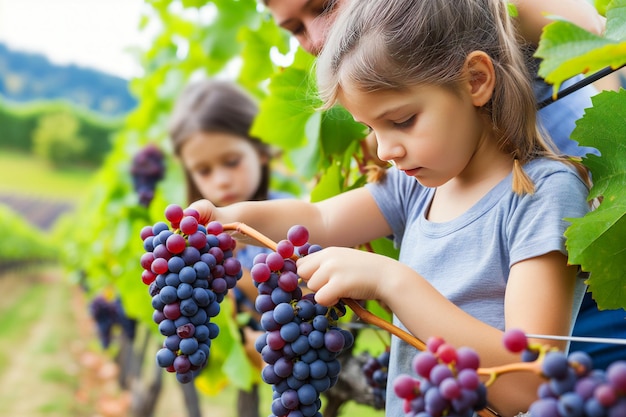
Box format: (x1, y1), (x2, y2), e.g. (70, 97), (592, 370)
(190, 0), (592, 415)
(168, 79), (291, 417)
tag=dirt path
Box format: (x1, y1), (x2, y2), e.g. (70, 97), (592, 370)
(0, 266), (243, 417)
(0, 266), (136, 416)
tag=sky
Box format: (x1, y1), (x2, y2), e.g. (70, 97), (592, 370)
(0, 0), (153, 79)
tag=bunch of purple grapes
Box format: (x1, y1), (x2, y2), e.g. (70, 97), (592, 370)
(251, 225), (355, 417)
(89, 294), (120, 348)
(392, 336), (487, 417)
(502, 329), (626, 417)
(139, 203), (242, 383)
(131, 144), (165, 207)
(89, 295), (136, 348)
(363, 349), (390, 409)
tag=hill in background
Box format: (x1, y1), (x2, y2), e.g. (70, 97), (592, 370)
(0, 42), (137, 117)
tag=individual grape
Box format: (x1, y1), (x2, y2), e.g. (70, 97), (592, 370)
(139, 204), (242, 383)
(164, 203), (184, 224)
(502, 328), (528, 353)
(287, 224), (309, 247)
(607, 361), (626, 392)
(542, 351), (571, 380)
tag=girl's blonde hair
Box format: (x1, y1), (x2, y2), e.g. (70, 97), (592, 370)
(316, 0), (589, 194)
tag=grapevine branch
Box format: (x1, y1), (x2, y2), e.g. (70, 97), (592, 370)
(222, 222), (427, 352)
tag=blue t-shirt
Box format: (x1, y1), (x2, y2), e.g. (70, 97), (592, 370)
(365, 159), (590, 417)
(570, 292), (626, 370)
(535, 75), (599, 158)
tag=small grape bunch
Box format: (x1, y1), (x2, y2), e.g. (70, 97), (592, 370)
(251, 225), (355, 417)
(363, 348), (391, 409)
(139, 203), (242, 383)
(392, 336), (487, 417)
(131, 144), (165, 208)
(503, 329), (626, 417)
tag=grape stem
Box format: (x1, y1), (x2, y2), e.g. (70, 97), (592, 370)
(478, 360), (543, 387)
(222, 222), (427, 351)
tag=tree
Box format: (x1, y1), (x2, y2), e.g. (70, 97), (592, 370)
(32, 111), (86, 167)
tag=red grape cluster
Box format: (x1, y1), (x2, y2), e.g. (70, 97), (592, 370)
(139, 204), (242, 383)
(503, 329), (626, 417)
(251, 225), (354, 417)
(392, 336), (487, 417)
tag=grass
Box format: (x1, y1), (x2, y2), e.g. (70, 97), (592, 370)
(0, 149), (96, 202)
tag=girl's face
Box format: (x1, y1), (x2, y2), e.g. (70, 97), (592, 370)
(338, 83), (489, 188)
(265, 0), (345, 56)
(180, 131), (266, 207)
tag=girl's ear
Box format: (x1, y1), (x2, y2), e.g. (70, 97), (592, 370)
(464, 51), (496, 107)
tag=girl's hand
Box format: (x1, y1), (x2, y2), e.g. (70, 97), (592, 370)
(296, 247), (397, 306)
(188, 199), (218, 225)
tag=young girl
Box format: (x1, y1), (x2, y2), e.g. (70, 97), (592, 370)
(263, 0), (624, 381)
(168, 79), (290, 417)
(189, 0), (591, 414)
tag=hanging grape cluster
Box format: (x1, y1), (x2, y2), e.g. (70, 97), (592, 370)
(89, 294), (136, 348)
(251, 225), (355, 417)
(131, 144), (165, 207)
(503, 329), (626, 417)
(139, 204), (242, 383)
(363, 348), (390, 409)
(392, 336), (488, 417)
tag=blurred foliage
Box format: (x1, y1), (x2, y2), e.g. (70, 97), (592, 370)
(0, 204), (58, 264)
(32, 111), (87, 167)
(0, 99), (122, 166)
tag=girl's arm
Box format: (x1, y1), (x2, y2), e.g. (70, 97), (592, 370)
(189, 186), (392, 248)
(298, 248), (579, 416)
(513, 0), (605, 44)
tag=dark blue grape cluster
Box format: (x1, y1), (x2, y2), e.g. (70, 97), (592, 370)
(251, 225), (355, 417)
(393, 336), (487, 417)
(503, 330), (626, 417)
(139, 204), (242, 383)
(131, 144), (165, 208)
(363, 349), (390, 409)
(89, 294), (136, 348)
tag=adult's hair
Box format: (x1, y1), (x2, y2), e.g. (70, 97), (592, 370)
(168, 79), (272, 204)
(316, 0), (588, 194)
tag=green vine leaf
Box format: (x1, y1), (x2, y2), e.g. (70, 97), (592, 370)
(535, 0), (626, 93)
(565, 89), (626, 310)
(251, 49), (319, 151)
